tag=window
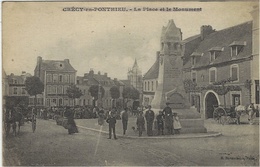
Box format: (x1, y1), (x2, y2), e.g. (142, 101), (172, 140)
(64, 75), (69, 83)
(145, 82), (147, 91)
(230, 64), (239, 81)
(148, 82), (150, 91)
(13, 87), (18, 95)
(46, 99), (50, 106)
(57, 85), (63, 94)
(156, 81), (158, 89)
(52, 86), (57, 94)
(210, 51), (216, 62)
(53, 74), (58, 83)
(209, 68), (217, 83)
(151, 81), (154, 91)
(47, 74), (52, 82)
(47, 85), (51, 94)
(21, 88), (26, 94)
(12, 79), (17, 84)
(70, 74), (74, 83)
(192, 57), (196, 66)
(59, 75), (63, 82)
(191, 72), (197, 82)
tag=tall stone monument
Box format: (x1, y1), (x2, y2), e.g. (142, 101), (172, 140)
(151, 20), (206, 133)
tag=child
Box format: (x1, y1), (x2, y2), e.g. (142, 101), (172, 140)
(173, 112), (181, 134)
(136, 111), (145, 137)
(156, 111), (164, 135)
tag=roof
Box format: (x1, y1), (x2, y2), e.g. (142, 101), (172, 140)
(143, 57), (159, 80)
(40, 60), (76, 72)
(120, 80), (131, 87)
(184, 21), (252, 69)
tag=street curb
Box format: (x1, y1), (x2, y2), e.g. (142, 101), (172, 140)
(77, 125), (222, 139)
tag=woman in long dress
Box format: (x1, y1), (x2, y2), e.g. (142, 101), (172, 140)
(66, 107), (78, 135)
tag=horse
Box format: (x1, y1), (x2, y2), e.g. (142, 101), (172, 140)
(6, 107), (24, 136)
(235, 104), (259, 125)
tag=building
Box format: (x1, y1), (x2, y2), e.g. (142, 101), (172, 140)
(76, 69), (117, 109)
(5, 72), (32, 107)
(143, 7), (259, 119)
(34, 56), (77, 107)
(142, 52), (160, 107)
(183, 21), (254, 119)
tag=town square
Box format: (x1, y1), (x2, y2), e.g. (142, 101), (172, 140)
(2, 1), (259, 166)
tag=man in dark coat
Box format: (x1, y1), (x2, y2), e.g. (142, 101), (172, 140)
(121, 108), (128, 135)
(106, 112), (117, 139)
(145, 105), (155, 136)
(163, 102), (173, 135)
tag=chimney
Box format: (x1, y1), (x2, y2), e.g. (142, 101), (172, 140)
(21, 71), (26, 75)
(98, 71), (101, 75)
(200, 25), (214, 40)
(64, 59), (69, 63)
(114, 78), (117, 81)
(104, 73), (107, 77)
(89, 69), (94, 77)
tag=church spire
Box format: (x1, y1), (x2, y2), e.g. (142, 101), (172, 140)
(133, 58), (138, 68)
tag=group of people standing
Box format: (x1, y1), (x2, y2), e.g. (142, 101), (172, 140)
(98, 103), (182, 139)
(140, 103), (182, 137)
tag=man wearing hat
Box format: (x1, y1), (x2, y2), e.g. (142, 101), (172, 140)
(145, 105), (155, 136)
(163, 102), (173, 135)
(106, 111), (117, 139)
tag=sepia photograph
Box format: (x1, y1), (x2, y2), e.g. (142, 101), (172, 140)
(2, 1), (259, 166)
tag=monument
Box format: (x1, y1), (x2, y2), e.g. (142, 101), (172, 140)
(150, 20), (207, 133)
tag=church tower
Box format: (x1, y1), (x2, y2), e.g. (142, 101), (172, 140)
(151, 19), (186, 109)
(127, 58), (142, 93)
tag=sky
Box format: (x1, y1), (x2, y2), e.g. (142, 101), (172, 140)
(2, 1), (258, 80)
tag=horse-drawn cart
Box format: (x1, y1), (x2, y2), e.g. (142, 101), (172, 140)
(4, 107), (37, 137)
(213, 104), (259, 125)
(213, 105), (237, 125)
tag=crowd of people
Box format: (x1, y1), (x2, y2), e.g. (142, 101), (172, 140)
(5, 103), (182, 137)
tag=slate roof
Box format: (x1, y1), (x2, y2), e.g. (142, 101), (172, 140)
(40, 60), (76, 72)
(183, 21), (252, 70)
(120, 80), (131, 87)
(143, 57), (160, 80)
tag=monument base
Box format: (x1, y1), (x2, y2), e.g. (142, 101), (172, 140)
(152, 107), (207, 134)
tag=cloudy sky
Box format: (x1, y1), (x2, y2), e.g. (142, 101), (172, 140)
(2, 1), (258, 80)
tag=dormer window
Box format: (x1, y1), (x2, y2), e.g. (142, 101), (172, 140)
(208, 47), (223, 63)
(229, 41), (246, 57)
(190, 52), (202, 66)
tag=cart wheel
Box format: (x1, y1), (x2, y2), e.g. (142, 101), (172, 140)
(213, 107), (227, 123)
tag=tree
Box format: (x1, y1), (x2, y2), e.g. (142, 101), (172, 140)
(88, 85), (105, 107)
(122, 86), (140, 107)
(66, 84), (83, 107)
(25, 76), (44, 108)
(110, 86), (120, 108)
(183, 79), (197, 101)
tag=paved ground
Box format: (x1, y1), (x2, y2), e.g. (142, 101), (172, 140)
(2, 115), (259, 166)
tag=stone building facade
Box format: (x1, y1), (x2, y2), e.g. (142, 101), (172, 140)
(6, 72), (32, 107)
(143, 7), (259, 119)
(34, 56), (77, 107)
(76, 70), (121, 109)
